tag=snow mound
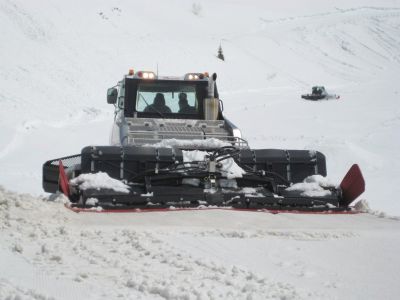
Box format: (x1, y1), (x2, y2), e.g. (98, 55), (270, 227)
(286, 175), (335, 197)
(70, 172), (130, 193)
(0, 185), (57, 217)
(0, 279), (55, 300)
(354, 199), (400, 220)
(354, 199), (371, 213)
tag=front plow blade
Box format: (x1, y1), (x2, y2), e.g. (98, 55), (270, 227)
(340, 164), (365, 206)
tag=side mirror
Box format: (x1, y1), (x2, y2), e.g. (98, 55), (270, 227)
(107, 87), (118, 104)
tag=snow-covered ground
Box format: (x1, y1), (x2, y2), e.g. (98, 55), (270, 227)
(1, 188), (400, 300)
(1, 0), (400, 299)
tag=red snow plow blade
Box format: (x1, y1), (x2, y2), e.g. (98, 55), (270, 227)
(58, 160), (70, 197)
(340, 164), (365, 207)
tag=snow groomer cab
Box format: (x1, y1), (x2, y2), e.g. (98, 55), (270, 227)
(106, 69), (244, 147)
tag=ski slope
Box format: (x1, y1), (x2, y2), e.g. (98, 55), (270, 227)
(1, 0), (400, 299)
(1, 189), (400, 299)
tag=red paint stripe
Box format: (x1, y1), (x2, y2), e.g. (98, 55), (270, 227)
(65, 204), (360, 215)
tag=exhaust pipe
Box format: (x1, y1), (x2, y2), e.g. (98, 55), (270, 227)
(204, 73), (219, 120)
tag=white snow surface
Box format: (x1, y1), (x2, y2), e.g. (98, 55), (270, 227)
(1, 187), (400, 299)
(1, 0), (400, 299)
(70, 172), (130, 194)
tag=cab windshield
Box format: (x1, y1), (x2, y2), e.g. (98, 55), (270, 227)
(136, 83), (198, 114)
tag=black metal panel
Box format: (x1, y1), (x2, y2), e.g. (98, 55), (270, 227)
(315, 152), (327, 176)
(80, 146), (186, 182)
(124, 146), (156, 179)
(42, 163), (59, 193)
(81, 146), (122, 179)
(157, 148), (175, 169)
(287, 150), (316, 183)
(172, 148), (183, 163)
(253, 149), (289, 182)
(242, 149), (327, 184)
(238, 149), (255, 164)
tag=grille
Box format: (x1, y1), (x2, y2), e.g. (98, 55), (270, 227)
(48, 154), (81, 168)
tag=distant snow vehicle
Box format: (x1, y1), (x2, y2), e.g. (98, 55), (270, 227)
(301, 86), (340, 101)
(43, 70), (363, 212)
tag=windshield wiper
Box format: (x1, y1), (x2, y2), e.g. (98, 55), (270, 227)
(139, 93), (166, 119)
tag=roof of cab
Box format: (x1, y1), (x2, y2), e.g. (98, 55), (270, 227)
(125, 70), (209, 82)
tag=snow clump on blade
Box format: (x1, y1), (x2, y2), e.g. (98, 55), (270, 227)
(286, 175), (335, 197)
(70, 172), (130, 193)
(85, 198), (99, 206)
(304, 175), (336, 188)
(143, 138), (231, 149)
